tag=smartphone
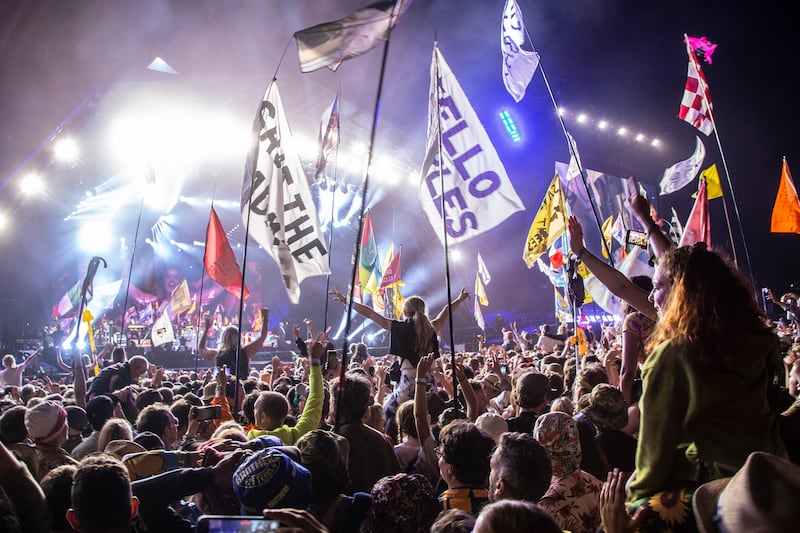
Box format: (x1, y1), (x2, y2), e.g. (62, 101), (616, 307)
(196, 405), (222, 421)
(326, 350), (338, 368)
(196, 516), (280, 533)
(500, 364), (508, 376)
(626, 229), (648, 249)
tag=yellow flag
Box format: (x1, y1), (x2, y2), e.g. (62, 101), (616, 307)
(82, 309), (96, 356)
(475, 274), (489, 306)
(693, 164), (723, 200)
(771, 159), (800, 234)
(600, 215), (613, 258)
(523, 174), (568, 267)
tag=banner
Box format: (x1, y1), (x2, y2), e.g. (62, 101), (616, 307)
(477, 252), (492, 285)
(359, 211), (380, 298)
(659, 136), (706, 195)
(420, 46), (525, 245)
(151, 310), (175, 347)
(52, 279), (90, 319)
(242, 82), (330, 304)
(315, 91), (340, 181)
(474, 297), (485, 331)
(204, 207), (250, 300)
(169, 278), (193, 315)
(500, 0), (539, 102)
(679, 180), (711, 247)
(523, 174), (567, 267)
(771, 158), (800, 234)
(380, 244), (403, 289)
(678, 36), (714, 136)
(475, 273), (489, 307)
(295, 0), (411, 73)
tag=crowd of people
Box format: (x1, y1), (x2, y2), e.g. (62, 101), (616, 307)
(1, 190), (800, 533)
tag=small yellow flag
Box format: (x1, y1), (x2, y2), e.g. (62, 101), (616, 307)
(475, 274), (489, 306)
(523, 174), (568, 267)
(693, 164), (723, 200)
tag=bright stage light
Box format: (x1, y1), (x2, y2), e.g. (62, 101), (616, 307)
(0, 212), (7, 231)
(650, 138), (661, 147)
(598, 120), (608, 130)
(54, 137), (80, 164)
(450, 249), (462, 262)
(617, 127), (627, 136)
(499, 110), (521, 143)
(576, 113), (588, 124)
(78, 223), (111, 253)
(20, 172), (44, 195)
(635, 133), (645, 142)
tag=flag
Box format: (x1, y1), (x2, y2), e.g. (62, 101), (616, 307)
(52, 279), (90, 319)
(82, 309), (96, 356)
(475, 273), (489, 306)
(242, 82), (330, 304)
(659, 136), (706, 195)
(314, 91), (340, 181)
(477, 253), (491, 285)
(420, 46), (525, 245)
(678, 37), (714, 136)
(380, 244), (403, 289)
(474, 297), (486, 331)
(523, 174), (568, 267)
(584, 246), (653, 318)
(600, 215), (614, 259)
(537, 258), (567, 288)
(169, 279), (192, 314)
(548, 236), (564, 269)
(359, 211), (380, 298)
(294, 0), (411, 73)
(611, 215), (627, 247)
(685, 35), (718, 64)
(151, 310), (175, 347)
(565, 132), (583, 181)
(771, 158), (800, 234)
(392, 285), (405, 319)
(86, 279), (122, 315)
(679, 179), (711, 247)
(693, 164), (723, 200)
(204, 207), (250, 301)
(500, 0), (539, 103)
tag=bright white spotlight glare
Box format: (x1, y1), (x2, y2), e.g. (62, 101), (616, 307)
(577, 113), (588, 124)
(557, 107), (566, 116)
(617, 127), (628, 136)
(598, 120), (608, 130)
(0, 212), (7, 231)
(450, 249), (462, 262)
(54, 137), (80, 163)
(635, 133), (645, 142)
(650, 138), (660, 147)
(20, 173), (44, 195)
(79, 224), (111, 253)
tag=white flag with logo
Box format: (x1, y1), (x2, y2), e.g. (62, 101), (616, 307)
(501, 0), (539, 103)
(659, 136), (706, 195)
(151, 310), (175, 347)
(420, 46), (525, 245)
(242, 81), (330, 304)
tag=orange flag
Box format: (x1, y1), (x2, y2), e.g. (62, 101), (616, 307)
(771, 159), (800, 234)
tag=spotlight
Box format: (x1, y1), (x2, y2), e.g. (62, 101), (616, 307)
(635, 133), (645, 142)
(576, 113), (588, 124)
(650, 138), (661, 147)
(617, 127), (627, 136)
(597, 120), (608, 130)
(54, 137), (80, 164)
(20, 172), (44, 195)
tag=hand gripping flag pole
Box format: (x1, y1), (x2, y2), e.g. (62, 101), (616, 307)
(73, 257), (107, 368)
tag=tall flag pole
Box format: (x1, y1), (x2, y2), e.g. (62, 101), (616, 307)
(119, 175), (149, 341)
(513, 10), (612, 264)
(681, 34), (753, 275)
(318, 89), (342, 332)
(293, 0), (410, 431)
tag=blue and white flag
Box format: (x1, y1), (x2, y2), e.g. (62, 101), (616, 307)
(501, 0), (539, 102)
(242, 82), (330, 304)
(420, 46), (525, 245)
(659, 136), (706, 195)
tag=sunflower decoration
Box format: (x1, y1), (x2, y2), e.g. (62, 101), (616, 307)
(637, 486), (699, 532)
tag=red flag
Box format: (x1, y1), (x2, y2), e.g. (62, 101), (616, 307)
(204, 207), (250, 300)
(380, 246), (402, 288)
(679, 180), (711, 247)
(685, 35), (718, 64)
(771, 158), (800, 234)
(678, 37), (714, 136)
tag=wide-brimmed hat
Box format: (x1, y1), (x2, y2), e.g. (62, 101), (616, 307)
(481, 374), (502, 397)
(582, 383), (628, 431)
(693, 451), (800, 533)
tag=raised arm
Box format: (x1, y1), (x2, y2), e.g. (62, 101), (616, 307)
(627, 188), (673, 259)
(329, 287), (392, 330)
(568, 216), (656, 320)
(244, 308), (269, 357)
(414, 355), (435, 444)
(198, 318), (218, 362)
(431, 288), (470, 333)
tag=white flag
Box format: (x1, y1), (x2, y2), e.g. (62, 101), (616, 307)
(420, 47), (525, 245)
(242, 82), (331, 304)
(565, 132), (583, 181)
(477, 252), (491, 285)
(501, 0), (539, 103)
(151, 310), (175, 347)
(659, 136), (706, 195)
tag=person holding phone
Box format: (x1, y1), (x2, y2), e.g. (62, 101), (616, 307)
(199, 307), (269, 380)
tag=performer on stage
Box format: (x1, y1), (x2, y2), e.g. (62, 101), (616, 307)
(198, 307), (269, 380)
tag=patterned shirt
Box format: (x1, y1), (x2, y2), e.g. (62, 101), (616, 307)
(538, 470), (603, 533)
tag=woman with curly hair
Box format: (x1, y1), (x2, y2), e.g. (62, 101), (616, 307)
(619, 243), (786, 530)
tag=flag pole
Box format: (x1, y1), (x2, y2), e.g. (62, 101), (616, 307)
(322, 89), (342, 333)
(431, 42), (460, 419)
(195, 182), (218, 373)
(522, 27), (614, 264)
(119, 190), (146, 343)
(334, 9), (399, 432)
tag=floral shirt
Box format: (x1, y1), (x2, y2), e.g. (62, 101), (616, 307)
(538, 470), (603, 533)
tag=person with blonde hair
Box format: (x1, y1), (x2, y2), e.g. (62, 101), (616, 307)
(198, 307), (269, 380)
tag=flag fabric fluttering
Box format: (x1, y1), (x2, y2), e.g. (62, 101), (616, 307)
(477, 253), (492, 285)
(685, 35), (718, 64)
(420, 46), (525, 245)
(151, 310), (175, 347)
(537, 258), (567, 288)
(474, 296), (486, 331)
(52, 279), (91, 319)
(169, 279), (193, 315)
(89, 280), (122, 312)
(600, 215), (614, 259)
(679, 179), (711, 247)
(500, 0), (539, 103)
(242, 82), (330, 304)
(204, 207), (250, 301)
(294, 0), (411, 73)
(523, 174), (568, 267)
(692, 164), (723, 200)
(548, 235), (565, 269)
(359, 211), (380, 300)
(380, 244), (403, 289)
(474, 273), (489, 307)
(659, 136), (706, 195)
(771, 158), (800, 234)
(678, 36), (714, 136)
(565, 132), (583, 181)
(314, 91), (340, 181)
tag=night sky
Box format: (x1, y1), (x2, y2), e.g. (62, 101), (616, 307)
(1, 1), (797, 345)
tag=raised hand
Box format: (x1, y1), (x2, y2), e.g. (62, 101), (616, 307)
(568, 216), (585, 254)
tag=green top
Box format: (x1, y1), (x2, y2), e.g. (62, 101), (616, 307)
(628, 331), (785, 503)
(247, 365), (323, 446)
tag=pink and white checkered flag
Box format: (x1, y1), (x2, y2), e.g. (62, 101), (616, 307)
(678, 37), (714, 136)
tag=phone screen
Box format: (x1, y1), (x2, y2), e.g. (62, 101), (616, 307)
(626, 230), (648, 249)
(197, 516), (280, 533)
